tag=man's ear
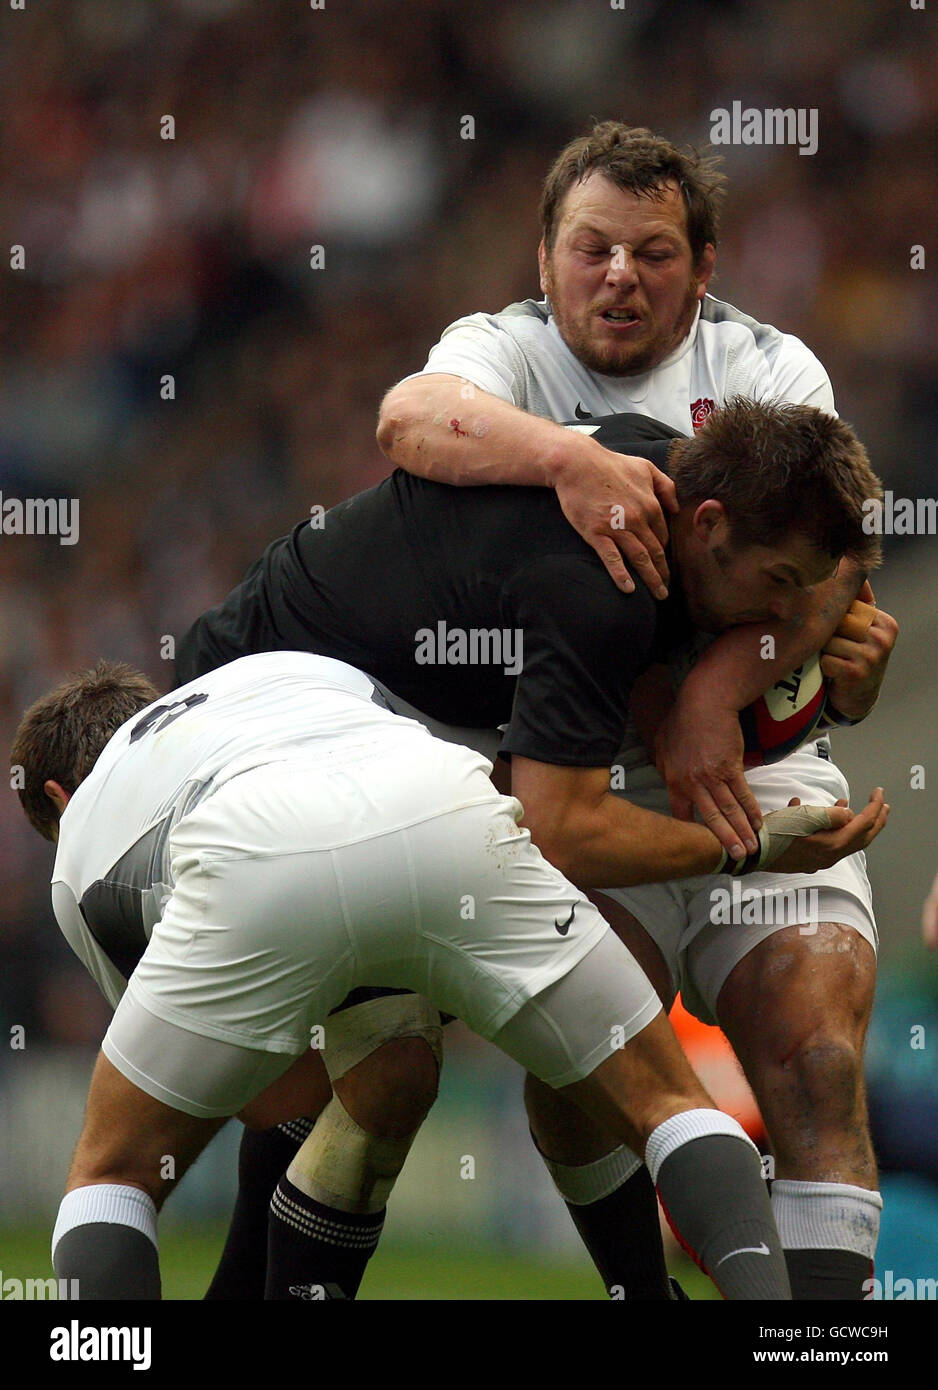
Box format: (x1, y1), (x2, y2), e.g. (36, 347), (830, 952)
(694, 243), (716, 298)
(537, 239), (550, 296)
(44, 779), (71, 817)
(692, 499), (729, 544)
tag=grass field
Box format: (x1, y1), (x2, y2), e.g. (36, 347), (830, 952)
(0, 1224), (717, 1300)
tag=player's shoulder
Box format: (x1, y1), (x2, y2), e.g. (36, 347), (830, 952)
(698, 295), (833, 409)
(440, 299), (551, 338)
(699, 294), (820, 366)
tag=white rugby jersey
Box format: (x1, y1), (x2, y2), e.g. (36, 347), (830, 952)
(51, 651), (415, 1008)
(407, 294), (835, 432)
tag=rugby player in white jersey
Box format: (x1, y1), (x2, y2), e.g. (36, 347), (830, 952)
(375, 123), (899, 1299)
(17, 649), (868, 1301)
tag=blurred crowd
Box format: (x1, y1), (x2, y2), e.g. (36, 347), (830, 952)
(2, 0), (936, 1045)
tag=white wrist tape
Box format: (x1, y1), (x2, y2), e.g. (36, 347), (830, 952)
(715, 804), (834, 876)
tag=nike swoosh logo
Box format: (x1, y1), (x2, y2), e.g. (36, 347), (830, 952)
(715, 1242), (771, 1266)
(574, 402), (593, 419)
(554, 903), (578, 935)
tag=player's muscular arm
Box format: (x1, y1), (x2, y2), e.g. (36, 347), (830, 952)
(379, 373), (578, 487)
(680, 559), (868, 715)
(510, 757), (886, 888)
(377, 374), (676, 598)
(511, 757), (724, 888)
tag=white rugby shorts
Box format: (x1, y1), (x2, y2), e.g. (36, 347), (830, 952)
(103, 728), (660, 1115)
(603, 746), (878, 1026)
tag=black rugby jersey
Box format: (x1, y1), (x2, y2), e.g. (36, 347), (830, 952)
(176, 415), (691, 769)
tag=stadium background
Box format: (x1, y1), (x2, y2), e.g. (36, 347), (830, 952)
(1, 0), (936, 1300)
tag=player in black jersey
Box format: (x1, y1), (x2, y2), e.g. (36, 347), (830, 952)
(166, 400), (889, 1301)
(178, 424), (691, 765)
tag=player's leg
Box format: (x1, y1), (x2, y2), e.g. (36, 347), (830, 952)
(265, 996), (442, 1300)
(708, 916), (879, 1299)
(680, 743), (882, 1300)
(66, 758), (363, 1302)
(207, 999), (440, 1301)
(53, 1052), (227, 1299)
(205, 1120), (316, 1299)
(397, 790), (789, 1300)
(524, 892), (677, 1299)
(64, 820), (327, 1300)
(489, 931), (791, 1300)
(56, 740), (451, 1303)
(205, 1048), (333, 1300)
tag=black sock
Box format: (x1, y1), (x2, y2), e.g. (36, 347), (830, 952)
(204, 1119), (313, 1300)
(266, 1175), (384, 1300)
(54, 1225), (160, 1300)
(785, 1248), (872, 1300)
(565, 1165), (672, 1299)
(655, 1134), (791, 1300)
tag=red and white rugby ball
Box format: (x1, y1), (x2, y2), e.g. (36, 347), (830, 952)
(739, 655), (828, 766)
(738, 599), (877, 766)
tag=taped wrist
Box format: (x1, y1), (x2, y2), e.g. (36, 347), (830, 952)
(714, 804), (833, 876)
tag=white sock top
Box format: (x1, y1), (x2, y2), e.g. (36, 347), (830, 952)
(52, 1183), (158, 1261)
(772, 1179), (882, 1258)
(645, 1108), (758, 1185)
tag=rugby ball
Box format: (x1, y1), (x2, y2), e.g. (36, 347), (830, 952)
(738, 598), (877, 765)
(739, 654), (828, 767)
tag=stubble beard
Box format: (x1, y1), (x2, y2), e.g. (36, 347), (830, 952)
(546, 266), (701, 378)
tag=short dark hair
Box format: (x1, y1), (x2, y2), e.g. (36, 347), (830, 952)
(540, 121), (727, 263)
(667, 399), (884, 570)
(11, 660), (159, 841)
